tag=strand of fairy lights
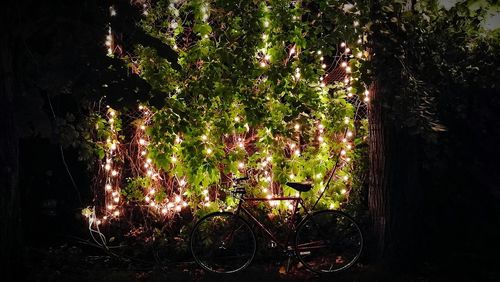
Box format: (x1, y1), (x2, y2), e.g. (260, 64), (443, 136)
(137, 105), (188, 214)
(89, 2), (371, 225)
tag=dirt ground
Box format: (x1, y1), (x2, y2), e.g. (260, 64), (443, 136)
(23, 244), (500, 282)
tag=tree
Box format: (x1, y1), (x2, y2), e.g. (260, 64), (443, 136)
(366, 0), (500, 265)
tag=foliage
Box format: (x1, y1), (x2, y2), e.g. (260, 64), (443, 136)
(364, 0), (500, 142)
(84, 0), (372, 240)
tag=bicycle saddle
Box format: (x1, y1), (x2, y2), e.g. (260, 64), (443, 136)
(285, 182), (312, 192)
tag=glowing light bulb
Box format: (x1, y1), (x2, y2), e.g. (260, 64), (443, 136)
(346, 157), (351, 162)
(173, 44), (178, 50)
(344, 117), (350, 124)
(347, 144), (352, 150)
(294, 149), (300, 156)
(176, 205), (182, 211)
(238, 162), (245, 169)
(320, 77), (324, 81)
(316, 173), (322, 179)
(145, 196), (150, 202)
(141, 150), (147, 156)
(357, 52), (363, 58)
(147, 170), (153, 176)
(139, 139), (146, 145)
(112, 191), (118, 197)
(260, 61), (267, 67)
(344, 77), (350, 83)
(346, 66), (352, 73)
(345, 48), (351, 53)
(289, 174), (295, 179)
(140, 125), (146, 130)
(321, 64), (327, 69)
(144, 163), (149, 168)
(105, 164), (111, 171)
(182, 202), (188, 207)
(341, 62), (348, 68)
(340, 42), (346, 48)
(234, 116), (240, 122)
(365, 90), (370, 96)
(341, 188), (347, 194)
(348, 93), (353, 97)
(111, 170), (118, 176)
(162, 208), (168, 214)
(113, 210), (120, 216)
(294, 123), (300, 130)
(105, 184), (112, 191)
(201, 135), (208, 141)
(262, 33), (268, 40)
(206, 148), (212, 154)
(204, 196), (209, 201)
(264, 20), (269, 27)
(202, 189), (208, 195)
(340, 150), (347, 156)
(330, 203), (335, 209)
(320, 82), (326, 87)
(266, 156), (272, 162)
(113, 197), (119, 203)
(347, 131), (353, 137)
(354, 21), (359, 27)
(290, 143), (296, 149)
(320, 56), (324, 61)
(318, 136), (324, 142)
(364, 97), (370, 102)
(107, 204), (114, 210)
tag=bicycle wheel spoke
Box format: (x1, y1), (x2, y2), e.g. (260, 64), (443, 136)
(191, 212), (256, 274)
(295, 210), (363, 273)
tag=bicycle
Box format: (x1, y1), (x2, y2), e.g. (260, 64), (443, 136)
(190, 174), (363, 274)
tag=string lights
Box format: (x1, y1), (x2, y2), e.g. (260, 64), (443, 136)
(85, 0), (370, 235)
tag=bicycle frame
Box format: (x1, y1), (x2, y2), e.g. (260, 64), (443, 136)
(233, 195), (312, 251)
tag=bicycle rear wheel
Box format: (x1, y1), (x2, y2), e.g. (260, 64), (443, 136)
(190, 212), (256, 273)
(295, 210), (363, 273)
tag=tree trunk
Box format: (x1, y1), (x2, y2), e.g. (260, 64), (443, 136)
(367, 1), (423, 263)
(0, 28), (21, 281)
(367, 82), (392, 258)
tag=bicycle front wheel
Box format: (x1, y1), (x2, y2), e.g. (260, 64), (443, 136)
(190, 212), (256, 274)
(295, 210), (363, 273)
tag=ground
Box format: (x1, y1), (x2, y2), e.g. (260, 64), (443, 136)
(24, 244), (499, 282)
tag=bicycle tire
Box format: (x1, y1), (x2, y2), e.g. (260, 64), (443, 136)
(190, 212), (256, 274)
(295, 210), (363, 273)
